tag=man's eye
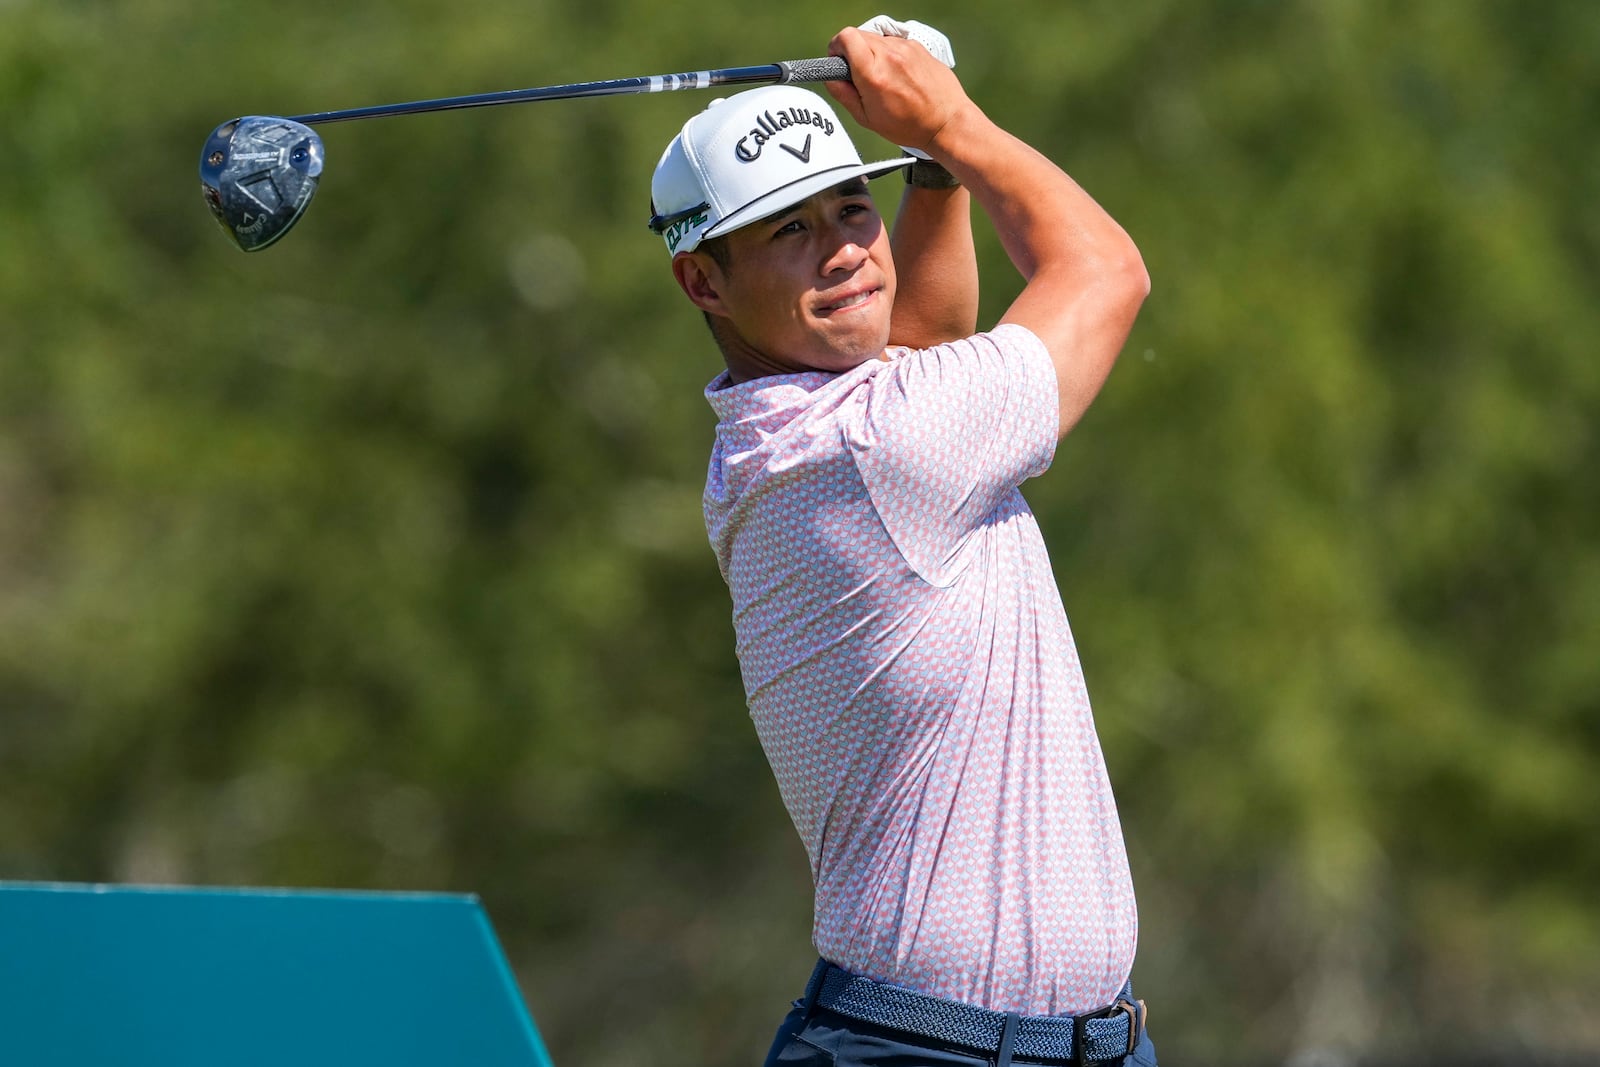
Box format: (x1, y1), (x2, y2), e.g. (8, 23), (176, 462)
(773, 220), (804, 237)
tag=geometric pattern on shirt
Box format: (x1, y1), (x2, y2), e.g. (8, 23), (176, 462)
(703, 325), (1137, 1016)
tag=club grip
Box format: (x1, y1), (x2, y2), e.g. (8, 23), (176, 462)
(777, 57), (851, 84)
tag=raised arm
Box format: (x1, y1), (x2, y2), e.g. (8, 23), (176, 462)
(847, 16), (978, 348)
(827, 29), (1149, 439)
(888, 175), (978, 347)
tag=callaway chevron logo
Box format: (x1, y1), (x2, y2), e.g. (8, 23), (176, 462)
(781, 135), (813, 163)
(735, 108), (837, 163)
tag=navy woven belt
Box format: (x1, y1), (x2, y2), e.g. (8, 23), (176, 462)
(805, 959), (1146, 1064)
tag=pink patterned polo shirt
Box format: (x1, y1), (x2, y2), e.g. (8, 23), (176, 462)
(703, 324), (1137, 1016)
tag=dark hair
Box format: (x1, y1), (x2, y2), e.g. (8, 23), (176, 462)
(698, 235), (732, 334)
(699, 234), (731, 274)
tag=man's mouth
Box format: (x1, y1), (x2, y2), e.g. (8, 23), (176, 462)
(818, 287), (878, 314)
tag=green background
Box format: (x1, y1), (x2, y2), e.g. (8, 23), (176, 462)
(2, 1), (1596, 1063)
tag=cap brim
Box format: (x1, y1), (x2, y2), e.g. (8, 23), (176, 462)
(702, 157), (912, 241)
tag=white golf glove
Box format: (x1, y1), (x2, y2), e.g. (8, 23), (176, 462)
(857, 15), (955, 160)
(859, 15), (955, 68)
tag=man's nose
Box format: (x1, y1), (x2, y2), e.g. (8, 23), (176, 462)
(821, 235), (869, 275)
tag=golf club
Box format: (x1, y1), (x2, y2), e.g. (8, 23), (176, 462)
(199, 56), (851, 253)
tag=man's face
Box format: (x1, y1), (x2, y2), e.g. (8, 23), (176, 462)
(695, 179), (897, 376)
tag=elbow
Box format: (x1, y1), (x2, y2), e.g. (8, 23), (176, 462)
(1118, 239), (1151, 308)
(1133, 255), (1152, 304)
(1101, 242), (1150, 329)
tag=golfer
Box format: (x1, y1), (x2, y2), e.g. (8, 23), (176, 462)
(650, 17), (1154, 1067)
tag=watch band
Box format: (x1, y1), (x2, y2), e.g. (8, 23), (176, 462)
(905, 158), (961, 189)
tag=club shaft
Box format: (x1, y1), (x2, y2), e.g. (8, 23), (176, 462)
(287, 57), (850, 126)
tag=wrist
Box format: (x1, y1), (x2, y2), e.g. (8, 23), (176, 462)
(922, 99), (988, 166)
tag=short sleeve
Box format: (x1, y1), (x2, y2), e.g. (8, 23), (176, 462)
(839, 324), (1059, 585)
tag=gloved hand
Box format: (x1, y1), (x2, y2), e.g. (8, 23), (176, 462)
(857, 15), (955, 159)
(858, 15), (955, 67)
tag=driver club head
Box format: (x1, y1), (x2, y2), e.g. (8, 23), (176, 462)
(199, 116), (324, 252)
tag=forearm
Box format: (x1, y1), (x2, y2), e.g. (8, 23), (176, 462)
(928, 104), (1149, 435)
(888, 182), (978, 348)
(929, 104), (1142, 310)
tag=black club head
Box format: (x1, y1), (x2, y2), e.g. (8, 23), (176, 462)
(199, 116), (325, 252)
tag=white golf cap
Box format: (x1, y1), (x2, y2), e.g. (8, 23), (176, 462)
(649, 84), (910, 255)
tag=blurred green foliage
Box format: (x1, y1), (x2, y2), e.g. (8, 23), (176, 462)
(2, 1), (1596, 1064)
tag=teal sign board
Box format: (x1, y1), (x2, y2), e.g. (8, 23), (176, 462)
(0, 882), (555, 1066)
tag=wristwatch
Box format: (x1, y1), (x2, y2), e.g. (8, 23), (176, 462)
(905, 158), (961, 189)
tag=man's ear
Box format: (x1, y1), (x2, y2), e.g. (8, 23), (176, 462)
(672, 251), (726, 316)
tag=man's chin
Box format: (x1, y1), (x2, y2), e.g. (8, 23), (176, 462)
(814, 347), (886, 374)
(820, 326), (893, 370)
